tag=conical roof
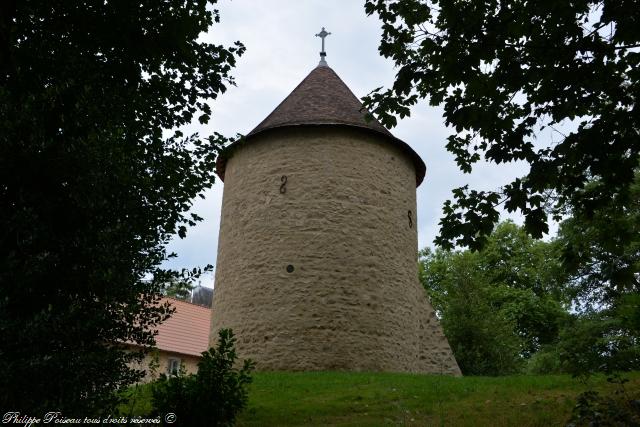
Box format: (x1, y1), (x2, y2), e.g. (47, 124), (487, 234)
(216, 65), (426, 186)
(248, 66), (393, 137)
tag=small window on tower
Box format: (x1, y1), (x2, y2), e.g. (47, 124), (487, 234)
(167, 357), (181, 376)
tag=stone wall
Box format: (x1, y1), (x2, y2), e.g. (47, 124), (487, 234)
(211, 126), (460, 375)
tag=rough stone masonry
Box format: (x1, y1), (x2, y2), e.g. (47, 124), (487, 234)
(210, 64), (461, 376)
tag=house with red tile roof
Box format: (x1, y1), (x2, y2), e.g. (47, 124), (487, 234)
(131, 296), (211, 382)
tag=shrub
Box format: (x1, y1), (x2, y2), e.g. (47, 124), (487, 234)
(151, 329), (255, 426)
(567, 375), (640, 426)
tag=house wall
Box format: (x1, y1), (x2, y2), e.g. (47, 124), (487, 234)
(129, 348), (201, 383)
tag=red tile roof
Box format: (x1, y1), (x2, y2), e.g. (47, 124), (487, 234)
(153, 297), (211, 357)
(215, 65), (426, 186)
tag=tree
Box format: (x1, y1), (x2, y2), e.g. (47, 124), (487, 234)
(477, 222), (570, 356)
(545, 174), (640, 375)
(555, 303), (640, 376)
(421, 248), (524, 375)
(0, 0), (244, 415)
(420, 222), (570, 374)
(558, 173), (640, 311)
(364, 0), (640, 251)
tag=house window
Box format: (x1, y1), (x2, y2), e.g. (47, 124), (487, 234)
(167, 357), (181, 376)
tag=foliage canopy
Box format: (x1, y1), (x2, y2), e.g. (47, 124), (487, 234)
(420, 221), (569, 375)
(0, 0), (243, 414)
(421, 218), (640, 376)
(364, 0), (640, 251)
(558, 174), (640, 310)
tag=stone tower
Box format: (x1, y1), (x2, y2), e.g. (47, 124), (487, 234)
(210, 50), (460, 375)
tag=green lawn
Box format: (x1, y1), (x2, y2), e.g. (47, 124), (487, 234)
(123, 371), (640, 426)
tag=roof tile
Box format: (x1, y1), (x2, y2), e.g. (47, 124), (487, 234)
(153, 297), (211, 357)
(216, 65), (426, 186)
(249, 65), (392, 136)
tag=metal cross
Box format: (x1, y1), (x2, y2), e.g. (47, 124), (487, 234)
(315, 27), (331, 66)
(315, 27), (331, 53)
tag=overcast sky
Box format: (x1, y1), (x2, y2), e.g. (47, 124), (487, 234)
(163, 0), (548, 287)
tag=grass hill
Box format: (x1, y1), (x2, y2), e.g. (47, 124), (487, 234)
(123, 371), (640, 426)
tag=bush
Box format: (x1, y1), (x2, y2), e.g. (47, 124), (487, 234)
(151, 329), (255, 426)
(568, 375), (640, 427)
